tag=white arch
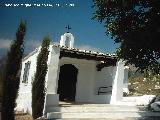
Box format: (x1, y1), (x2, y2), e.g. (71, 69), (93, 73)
(60, 33), (74, 48)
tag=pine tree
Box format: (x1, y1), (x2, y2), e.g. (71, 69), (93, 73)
(93, 0), (160, 72)
(2, 21), (26, 120)
(32, 36), (50, 119)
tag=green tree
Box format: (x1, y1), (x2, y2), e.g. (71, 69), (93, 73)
(32, 36), (50, 119)
(2, 21), (26, 120)
(93, 0), (160, 72)
(0, 56), (6, 98)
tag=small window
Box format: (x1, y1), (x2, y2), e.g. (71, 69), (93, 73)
(22, 61), (31, 84)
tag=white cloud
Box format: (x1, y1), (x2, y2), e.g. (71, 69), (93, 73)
(53, 42), (60, 45)
(25, 40), (42, 53)
(0, 39), (42, 57)
(0, 39), (102, 54)
(75, 44), (102, 52)
(0, 38), (42, 51)
(0, 39), (12, 49)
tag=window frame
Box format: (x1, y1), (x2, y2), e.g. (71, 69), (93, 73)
(22, 61), (31, 84)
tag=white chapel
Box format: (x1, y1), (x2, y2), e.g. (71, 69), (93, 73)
(16, 32), (129, 115)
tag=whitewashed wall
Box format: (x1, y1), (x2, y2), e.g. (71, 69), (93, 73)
(16, 45), (128, 115)
(44, 46), (60, 113)
(58, 57), (118, 104)
(58, 57), (96, 103)
(94, 66), (115, 94)
(123, 66), (129, 93)
(111, 60), (125, 104)
(16, 45), (53, 114)
(16, 50), (39, 114)
(91, 66), (115, 103)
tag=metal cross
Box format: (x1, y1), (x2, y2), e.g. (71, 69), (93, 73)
(65, 25), (71, 33)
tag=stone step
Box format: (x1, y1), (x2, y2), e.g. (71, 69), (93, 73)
(47, 111), (160, 119)
(47, 107), (143, 113)
(46, 105), (147, 113)
(46, 104), (159, 119)
(49, 117), (160, 120)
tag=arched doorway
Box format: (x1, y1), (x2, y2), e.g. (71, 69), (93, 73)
(57, 64), (78, 101)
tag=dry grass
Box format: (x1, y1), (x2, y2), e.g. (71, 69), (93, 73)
(15, 112), (33, 120)
(128, 75), (160, 96)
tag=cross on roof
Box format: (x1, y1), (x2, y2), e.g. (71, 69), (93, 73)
(65, 25), (71, 33)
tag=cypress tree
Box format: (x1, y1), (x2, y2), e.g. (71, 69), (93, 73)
(2, 21), (26, 120)
(32, 36), (50, 119)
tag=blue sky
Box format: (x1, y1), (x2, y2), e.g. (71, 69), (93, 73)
(0, 0), (118, 58)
